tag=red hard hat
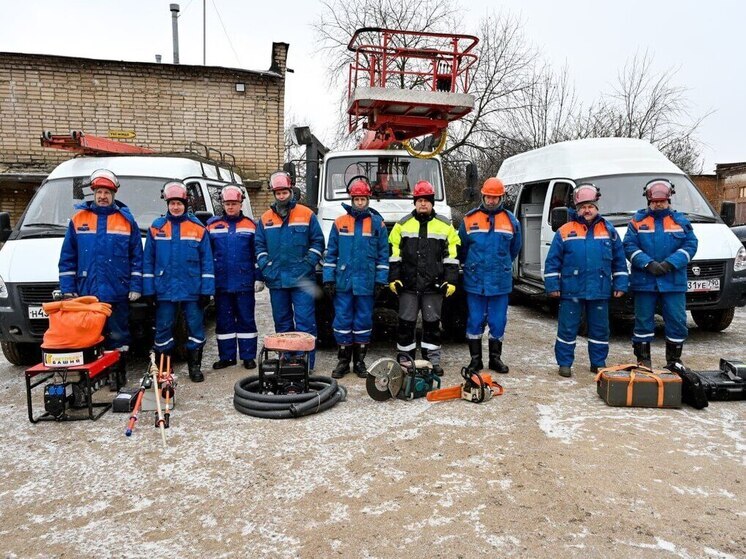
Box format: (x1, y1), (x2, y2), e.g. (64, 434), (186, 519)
(90, 169), (119, 192)
(347, 176), (372, 197)
(644, 179), (674, 202)
(573, 183), (601, 206)
(481, 177), (505, 197)
(162, 181), (188, 203)
(413, 180), (435, 198)
(221, 185), (244, 203)
(269, 171), (292, 191)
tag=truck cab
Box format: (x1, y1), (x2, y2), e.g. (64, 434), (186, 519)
(0, 154), (252, 365)
(499, 138), (746, 331)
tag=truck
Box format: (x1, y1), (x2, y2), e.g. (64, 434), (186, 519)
(286, 28), (481, 346)
(0, 133), (253, 365)
(498, 137), (746, 331)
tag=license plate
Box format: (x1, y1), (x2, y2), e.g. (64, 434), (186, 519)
(28, 306), (48, 319)
(687, 278), (720, 292)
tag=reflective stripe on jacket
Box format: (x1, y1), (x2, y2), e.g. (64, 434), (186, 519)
(254, 200), (325, 289)
(623, 208), (698, 293)
(458, 205), (521, 296)
(322, 204), (389, 295)
(207, 213), (261, 293)
(388, 211), (460, 293)
(544, 211), (629, 299)
(58, 201), (143, 302)
(143, 213), (215, 301)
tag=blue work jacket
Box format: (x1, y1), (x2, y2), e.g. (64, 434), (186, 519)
(623, 207), (698, 293)
(458, 204), (522, 296)
(255, 200), (325, 289)
(207, 212), (261, 293)
(544, 211), (629, 299)
(58, 201), (143, 303)
(143, 212), (215, 301)
(322, 204), (389, 295)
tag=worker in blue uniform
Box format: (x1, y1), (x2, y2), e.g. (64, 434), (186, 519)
(207, 184), (264, 371)
(59, 169), (143, 387)
(623, 178), (698, 369)
(255, 171), (325, 369)
(458, 177), (522, 375)
(544, 183), (628, 377)
(323, 176), (389, 378)
(143, 181), (215, 382)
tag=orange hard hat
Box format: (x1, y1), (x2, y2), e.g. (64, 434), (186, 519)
(413, 180), (435, 198)
(481, 177), (505, 197)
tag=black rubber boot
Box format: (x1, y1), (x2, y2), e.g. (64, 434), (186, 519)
(352, 343), (369, 378)
(488, 339), (509, 374)
(332, 345), (352, 379)
(665, 341), (684, 370)
(187, 348), (204, 383)
(243, 359), (256, 370)
(212, 358), (237, 370)
(466, 339), (483, 373)
(633, 342), (652, 368)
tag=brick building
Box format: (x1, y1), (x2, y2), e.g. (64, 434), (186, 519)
(716, 162), (746, 225)
(0, 44), (288, 221)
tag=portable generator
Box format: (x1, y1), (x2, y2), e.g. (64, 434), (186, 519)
(256, 333), (315, 395)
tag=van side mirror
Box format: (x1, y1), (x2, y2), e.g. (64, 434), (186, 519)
(465, 162), (478, 201)
(551, 207), (568, 232)
(283, 162), (297, 185)
(194, 211), (213, 226)
(0, 212), (11, 242)
(720, 201), (736, 227)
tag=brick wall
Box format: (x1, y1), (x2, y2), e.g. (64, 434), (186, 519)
(690, 174), (720, 209)
(0, 45), (288, 211)
(717, 164), (746, 225)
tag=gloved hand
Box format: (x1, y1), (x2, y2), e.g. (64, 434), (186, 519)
(374, 283), (386, 298)
(128, 291), (141, 302)
(198, 295), (212, 309)
(62, 292), (78, 300)
(659, 261), (674, 274)
(441, 283), (456, 298)
(389, 280), (403, 295)
(254, 281), (265, 293)
(645, 261), (666, 276)
(323, 281), (336, 299)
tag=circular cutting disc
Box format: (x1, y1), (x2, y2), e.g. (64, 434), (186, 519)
(366, 358), (403, 401)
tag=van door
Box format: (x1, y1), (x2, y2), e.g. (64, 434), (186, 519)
(540, 180), (575, 277)
(516, 181), (549, 281)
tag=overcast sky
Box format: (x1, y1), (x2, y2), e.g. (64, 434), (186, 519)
(2, 0), (743, 172)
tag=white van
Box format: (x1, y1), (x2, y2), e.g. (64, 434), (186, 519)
(498, 138), (746, 331)
(0, 154), (252, 364)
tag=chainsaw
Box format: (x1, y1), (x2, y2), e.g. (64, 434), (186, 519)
(426, 367), (504, 403)
(366, 353), (441, 401)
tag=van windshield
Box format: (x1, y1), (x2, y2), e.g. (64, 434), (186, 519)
(580, 173), (718, 223)
(19, 177), (174, 237)
(324, 155), (444, 201)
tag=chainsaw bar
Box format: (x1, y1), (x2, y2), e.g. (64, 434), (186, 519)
(366, 357), (403, 401)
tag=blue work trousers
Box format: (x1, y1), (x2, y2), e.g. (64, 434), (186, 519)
(103, 301), (130, 351)
(333, 291), (374, 345)
(466, 293), (510, 340)
(269, 287), (317, 368)
(154, 301), (205, 354)
(555, 298), (610, 368)
(215, 291), (258, 361)
(632, 291), (687, 344)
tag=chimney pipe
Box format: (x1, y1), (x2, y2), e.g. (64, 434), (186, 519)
(155, 54), (162, 63)
(170, 3), (180, 64)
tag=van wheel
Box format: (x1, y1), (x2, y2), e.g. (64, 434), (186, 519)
(691, 308), (735, 332)
(1, 341), (41, 366)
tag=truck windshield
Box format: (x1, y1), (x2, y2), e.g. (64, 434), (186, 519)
(324, 155), (444, 201)
(19, 177), (172, 235)
(580, 173), (719, 222)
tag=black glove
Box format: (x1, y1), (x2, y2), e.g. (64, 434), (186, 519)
(374, 283), (385, 298)
(198, 295), (212, 309)
(645, 261), (666, 276)
(659, 261), (674, 274)
(323, 281), (336, 299)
